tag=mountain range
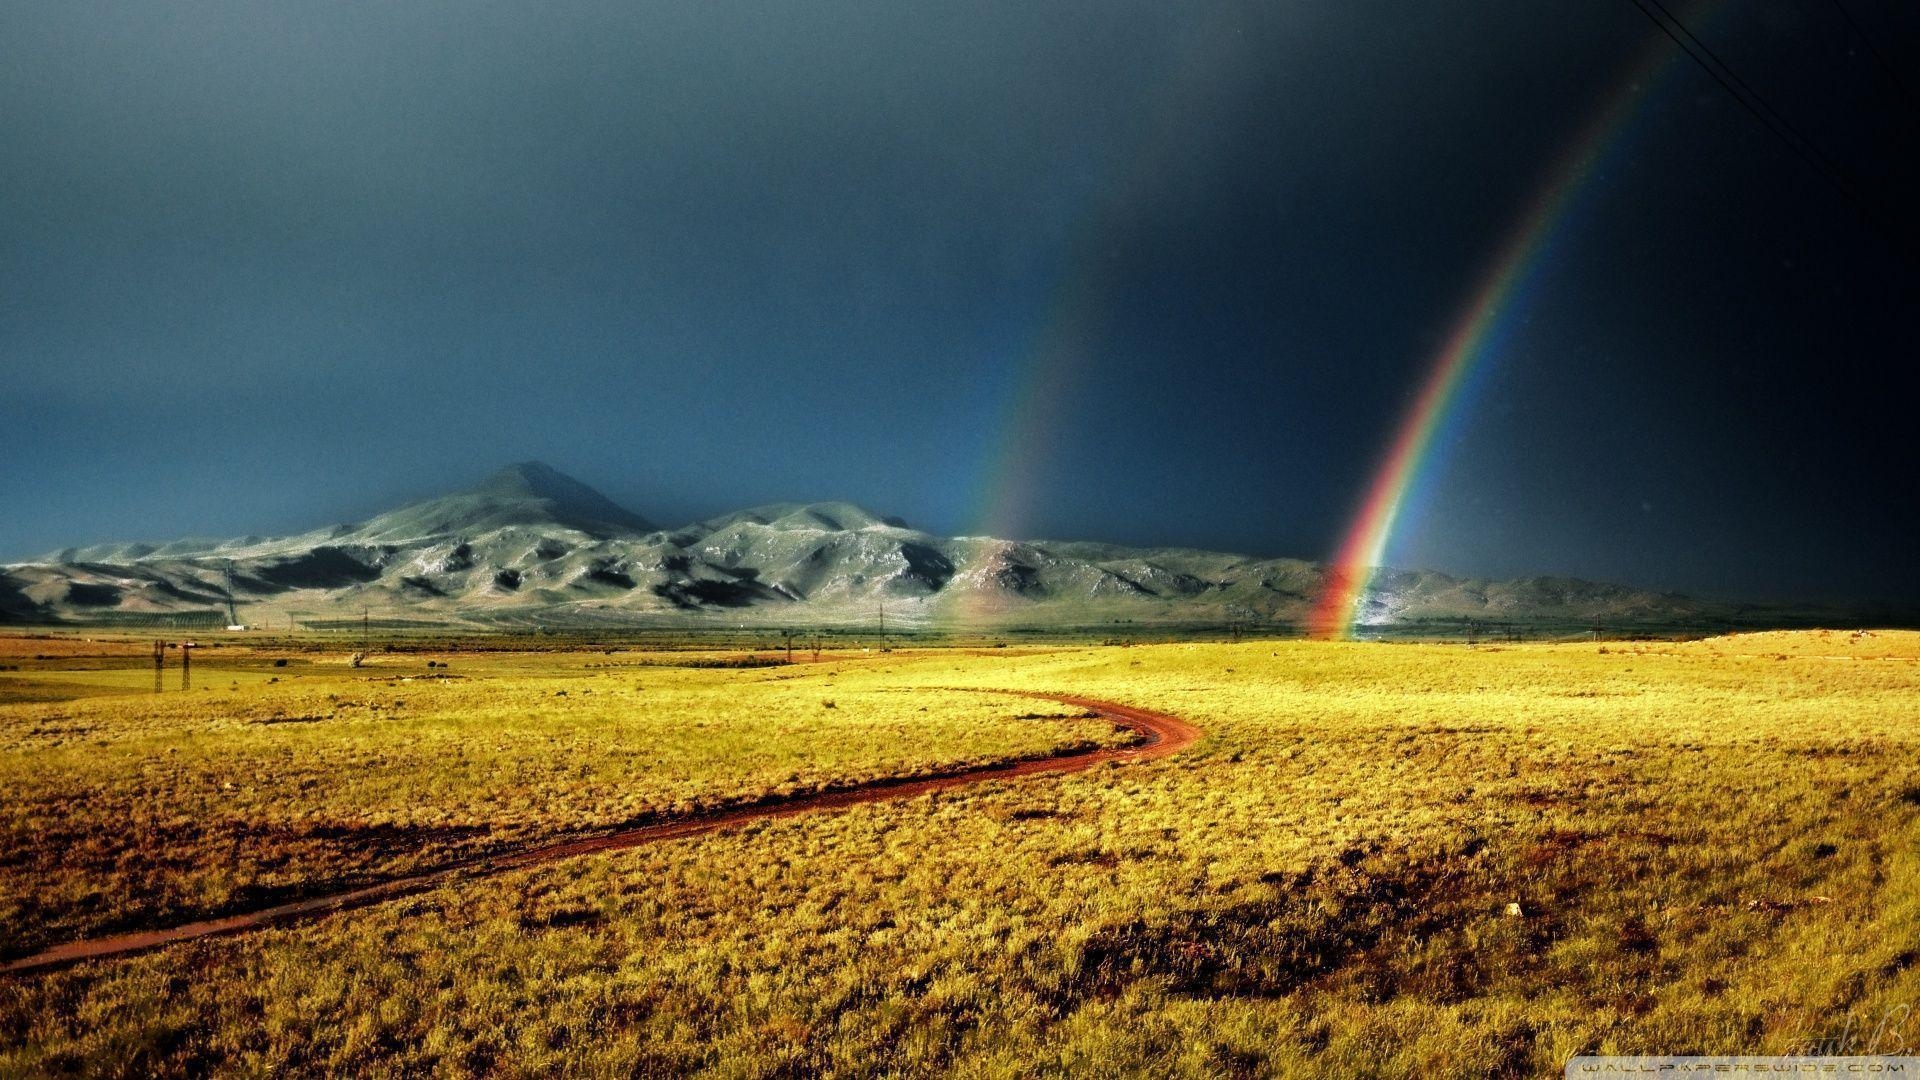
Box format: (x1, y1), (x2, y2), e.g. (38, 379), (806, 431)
(0, 461), (1800, 632)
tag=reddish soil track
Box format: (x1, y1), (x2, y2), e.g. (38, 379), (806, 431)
(1, 692), (1200, 977)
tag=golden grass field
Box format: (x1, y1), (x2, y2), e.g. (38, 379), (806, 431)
(2, 629), (1918, 1077)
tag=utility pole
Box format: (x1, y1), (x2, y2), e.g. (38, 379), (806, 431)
(363, 608), (370, 652)
(223, 566), (239, 628)
(877, 601), (885, 648)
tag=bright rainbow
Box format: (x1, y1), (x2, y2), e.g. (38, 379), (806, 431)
(1308, 15), (1707, 639)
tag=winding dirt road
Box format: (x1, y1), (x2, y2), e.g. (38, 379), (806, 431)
(2, 692), (1200, 977)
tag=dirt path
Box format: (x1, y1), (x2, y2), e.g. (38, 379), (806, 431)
(2, 692), (1200, 977)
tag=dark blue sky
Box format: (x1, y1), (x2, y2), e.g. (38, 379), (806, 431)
(3, 1), (1914, 604)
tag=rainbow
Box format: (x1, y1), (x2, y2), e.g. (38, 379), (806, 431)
(968, 14), (1256, 548)
(1308, 13), (1709, 639)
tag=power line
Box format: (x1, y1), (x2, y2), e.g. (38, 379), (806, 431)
(1629, 0), (1920, 258)
(1626, 0), (1868, 218)
(1643, 0), (1863, 191)
(1823, 0), (1920, 114)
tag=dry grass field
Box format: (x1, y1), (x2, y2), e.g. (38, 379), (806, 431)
(3, 629), (1918, 1076)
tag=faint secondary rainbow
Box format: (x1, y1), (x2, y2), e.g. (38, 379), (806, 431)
(970, 16), (1257, 547)
(957, 15), (1256, 622)
(1308, 13), (1710, 639)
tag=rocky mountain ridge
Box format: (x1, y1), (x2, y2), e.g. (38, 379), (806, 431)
(2, 462), (1743, 631)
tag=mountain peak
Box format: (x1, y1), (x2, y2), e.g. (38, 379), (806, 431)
(692, 501), (909, 534)
(345, 461), (655, 541)
(471, 461), (597, 500)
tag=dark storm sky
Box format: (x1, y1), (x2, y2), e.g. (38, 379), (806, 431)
(3, 1), (1915, 604)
